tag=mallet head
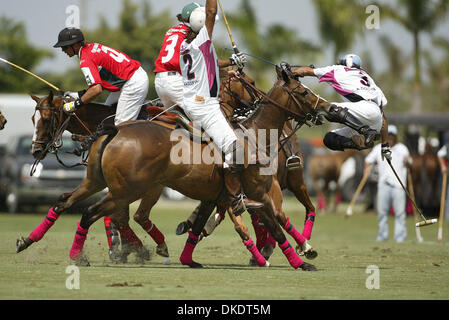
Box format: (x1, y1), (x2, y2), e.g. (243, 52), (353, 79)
(415, 219), (438, 228)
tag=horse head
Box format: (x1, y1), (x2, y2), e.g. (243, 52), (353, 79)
(0, 109), (6, 130)
(273, 64), (330, 125)
(29, 91), (64, 160)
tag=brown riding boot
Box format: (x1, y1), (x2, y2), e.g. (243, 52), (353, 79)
(224, 166), (264, 216)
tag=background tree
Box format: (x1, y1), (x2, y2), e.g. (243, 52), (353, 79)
(0, 17), (52, 93)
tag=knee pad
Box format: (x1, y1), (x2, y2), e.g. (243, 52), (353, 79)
(323, 132), (345, 151)
(324, 104), (348, 123)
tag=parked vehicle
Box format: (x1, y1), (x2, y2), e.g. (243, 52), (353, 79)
(0, 134), (107, 213)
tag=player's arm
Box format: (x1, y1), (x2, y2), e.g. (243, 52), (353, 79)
(205, 0), (218, 39)
(80, 84), (102, 104)
(291, 66), (315, 78)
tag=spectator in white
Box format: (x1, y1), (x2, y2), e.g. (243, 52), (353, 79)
(437, 142), (449, 222)
(364, 125), (410, 242)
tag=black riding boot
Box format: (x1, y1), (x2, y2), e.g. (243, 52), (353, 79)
(323, 132), (367, 151)
(325, 104), (377, 147)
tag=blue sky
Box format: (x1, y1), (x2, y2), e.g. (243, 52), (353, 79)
(3, 0), (449, 77)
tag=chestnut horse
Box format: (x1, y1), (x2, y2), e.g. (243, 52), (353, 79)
(0, 109), (6, 130)
(16, 93), (155, 264)
(54, 66), (331, 270)
(180, 73), (316, 257)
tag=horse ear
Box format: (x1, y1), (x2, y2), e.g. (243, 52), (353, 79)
(48, 90), (54, 101)
(29, 94), (40, 103)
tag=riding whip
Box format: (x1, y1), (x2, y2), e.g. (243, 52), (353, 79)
(438, 168), (447, 241)
(407, 168), (423, 242)
(386, 158), (437, 227)
(0, 57), (63, 93)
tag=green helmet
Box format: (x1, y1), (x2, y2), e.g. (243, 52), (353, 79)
(181, 2), (201, 21)
(53, 27), (84, 48)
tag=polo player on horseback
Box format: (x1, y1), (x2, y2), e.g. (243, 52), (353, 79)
(154, 2), (245, 109)
(53, 27), (149, 126)
(291, 54), (392, 160)
(179, 0), (263, 216)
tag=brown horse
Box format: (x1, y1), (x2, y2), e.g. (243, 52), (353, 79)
(16, 92), (155, 263)
(47, 66), (330, 271)
(178, 72), (316, 258)
(0, 109), (6, 130)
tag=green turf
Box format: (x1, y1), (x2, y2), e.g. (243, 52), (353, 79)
(0, 197), (448, 300)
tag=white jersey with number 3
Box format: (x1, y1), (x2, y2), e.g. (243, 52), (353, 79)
(180, 26), (220, 103)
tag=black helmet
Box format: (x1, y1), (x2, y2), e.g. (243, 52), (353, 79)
(53, 27), (84, 48)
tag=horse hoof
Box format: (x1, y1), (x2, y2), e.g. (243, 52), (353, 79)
(16, 237), (32, 253)
(187, 261), (203, 268)
(72, 255), (90, 267)
(249, 257), (257, 266)
(299, 262), (317, 271)
(136, 246), (151, 261)
(156, 243), (169, 258)
(261, 245), (274, 260)
(176, 221), (190, 235)
(108, 247), (121, 263)
(305, 249), (318, 260)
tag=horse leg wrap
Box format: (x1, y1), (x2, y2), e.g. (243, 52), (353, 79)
(202, 211), (225, 237)
(104, 216), (113, 248)
(179, 231), (199, 265)
(279, 239), (303, 269)
(69, 222), (89, 260)
(302, 212), (316, 240)
(143, 220), (165, 245)
(117, 224), (143, 248)
(243, 238), (268, 267)
(283, 217), (306, 246)
(251, 215), (268, 251)
(29, 207), (60, 242)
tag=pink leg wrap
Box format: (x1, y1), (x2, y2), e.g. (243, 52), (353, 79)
(244, 238), (267, 267)
(283, 217), (306, 246)
(318, 193), (326, 211)
(104, 216), (113, 248)
(179, 231), (198, 265)
(279, 239), (303, 269)
(143, 220), (165, 245)
(117, 224), (143, 248)
(302, 212), (316, 240)
(29, 207), (60, 242)
(69, 222), (88, 260)
(251, 215), (268, 251)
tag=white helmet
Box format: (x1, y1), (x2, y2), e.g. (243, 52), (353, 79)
(189, 7), (206, 32)
(189, 7), (219, 32)
(339, 53), (362, 68)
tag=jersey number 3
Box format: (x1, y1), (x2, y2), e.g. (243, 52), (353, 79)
(161, 35), (179, 64)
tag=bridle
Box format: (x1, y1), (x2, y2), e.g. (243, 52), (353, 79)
(31, 97), (90, 175)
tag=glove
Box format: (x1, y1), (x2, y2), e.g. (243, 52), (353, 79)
(381, 143), (392, 162)
(63, 99), (82, 114)
(230, 52), (246, 68)
(63, 91), (79, 99)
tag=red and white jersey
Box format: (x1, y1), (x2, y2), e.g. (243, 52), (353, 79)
(314, 65), (387, 107)
(154, 23), (189, 74)
(79, 42), (141, 92)
(180, 26), (220, 101)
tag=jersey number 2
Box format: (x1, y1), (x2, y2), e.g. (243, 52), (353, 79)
(183, 54), (195, 80)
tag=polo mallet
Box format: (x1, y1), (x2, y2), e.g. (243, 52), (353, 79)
(438, 169), (447, 241)
(0, 57), (63, 94)
(346, 172), (370, 217)
(407, 168), (423, 242)
(217, 0), (239, 54)
(386, 158), (437, 227)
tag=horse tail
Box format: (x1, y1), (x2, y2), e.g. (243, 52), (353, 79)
(96, 125), (119, 179)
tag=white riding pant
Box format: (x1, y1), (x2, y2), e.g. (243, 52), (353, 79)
(331, 100), (382, 138)
(182, 97), (237, 165)
(155, 71), (184, 109)
(105, 66), (149, 125)
(376, 182), (407, 242)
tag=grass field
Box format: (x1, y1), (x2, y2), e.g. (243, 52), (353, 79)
(0, 197), (448, 301)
